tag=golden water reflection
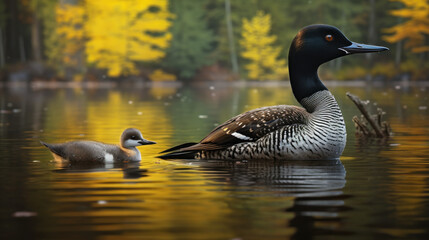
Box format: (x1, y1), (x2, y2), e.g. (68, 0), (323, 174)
(44, 159), (345, 239)
(1, 84), (429, 239)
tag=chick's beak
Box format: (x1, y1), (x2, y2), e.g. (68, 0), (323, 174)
(138, 139), (156, 145)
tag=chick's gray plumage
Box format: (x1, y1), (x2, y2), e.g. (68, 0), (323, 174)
(41, 141), (136, 162)
(41, 128), (155, 163)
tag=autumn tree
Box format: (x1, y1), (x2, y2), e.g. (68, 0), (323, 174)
(55, 3), (85, 79)
(206, 0), (258, 69)
(240, 11), (288, 80)
(38, 0), (62, 68)
(24, 0), (80, 77)
(163, 0), (214, 79)
(85, 0), (173, 77)
(384, 0), (429, 53)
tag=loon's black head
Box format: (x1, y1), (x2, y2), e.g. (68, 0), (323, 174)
(289, 24), (388, 66)
(288, 24), (388, 102)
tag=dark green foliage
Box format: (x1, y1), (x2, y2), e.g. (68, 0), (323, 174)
(205, 0), (258, 68)
(163, 0), (215, 80)
(204, 0), (374, 74)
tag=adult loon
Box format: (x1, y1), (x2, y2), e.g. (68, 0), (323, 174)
(160, 24), (388, 160)
(41, 128), (156, 163)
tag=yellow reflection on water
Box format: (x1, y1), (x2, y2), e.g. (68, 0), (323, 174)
(380, 117), (429, 218)
(46, 161), (294, 239)
(42, 89), (175, 156)
(149, 86), (178, 99)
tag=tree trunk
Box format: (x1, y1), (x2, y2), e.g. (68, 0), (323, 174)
(31, 13), (42, 62)
(0, 27), (4, 68)
(368, 0), (376, 44)
(366, 0), (376, 80)
(395, 40), (402, 66)
(5, 0), (19, 63)
(225, 0), (239, 75)
(19, 35), (26, 63)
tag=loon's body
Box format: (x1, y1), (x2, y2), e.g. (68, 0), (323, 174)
(198, 90), (345, 160)
(41, 128), (155, 163)
(160, 24), (388, 160)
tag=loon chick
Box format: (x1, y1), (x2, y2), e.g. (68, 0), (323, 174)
(160, 24), (388, 160)
(41, 128), (155, 163)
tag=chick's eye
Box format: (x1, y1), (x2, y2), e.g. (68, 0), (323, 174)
(131, 136), (136, 140)
(325, 34), (334, 42)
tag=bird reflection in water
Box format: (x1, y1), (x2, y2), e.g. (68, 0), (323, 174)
(53, 160), (149, 179)
(175, 159), (349, 238)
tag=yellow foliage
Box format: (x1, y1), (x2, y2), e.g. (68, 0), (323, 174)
(336, 66), (368, 80)
(55, 4), (85, 67)
(84, 0), (173, 77)
(240, 11), (288, 80)
(371, 62), (398, 79)
(383, 0), (429, 53)
(149, 69), (177, 81)
(72, 74), (84, 82)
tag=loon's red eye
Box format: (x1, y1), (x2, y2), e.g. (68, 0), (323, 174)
(325, 34), (334, 42)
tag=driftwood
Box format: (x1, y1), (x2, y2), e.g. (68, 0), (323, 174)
(346, 92), (391, 138)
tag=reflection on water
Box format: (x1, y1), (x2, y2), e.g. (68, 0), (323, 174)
(190, 159), (346, 197)
(0, 83), (429, 239)
(21, 159), (347, 239)
(53, 161), (149, 179)
(184, 159), (348, 238)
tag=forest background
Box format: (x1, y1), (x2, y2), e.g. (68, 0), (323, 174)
(0, 0), (428, 82)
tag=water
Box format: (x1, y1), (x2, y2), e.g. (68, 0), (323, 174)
(0, 82), (428, 240)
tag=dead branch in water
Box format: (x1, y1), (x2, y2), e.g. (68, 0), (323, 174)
(346, 92), (391, 138)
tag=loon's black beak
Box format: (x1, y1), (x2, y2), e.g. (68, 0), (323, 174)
(138, 139), (156, 145)
(339, 42), (389, 55)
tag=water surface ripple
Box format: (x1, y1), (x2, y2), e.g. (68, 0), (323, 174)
(0, 84), (428, 240)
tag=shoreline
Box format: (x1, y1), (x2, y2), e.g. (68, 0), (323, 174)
(1, 79), (429, 89)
